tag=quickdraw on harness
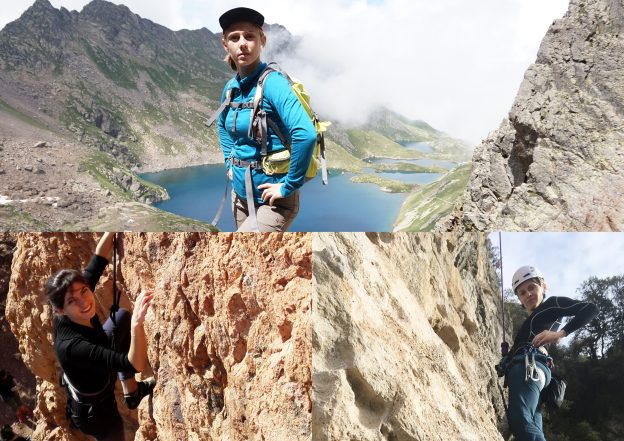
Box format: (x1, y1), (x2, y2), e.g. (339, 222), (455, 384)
(206, 62), (330, 230)
(523, 345), (541, 382)
(109, 233), (122, 351)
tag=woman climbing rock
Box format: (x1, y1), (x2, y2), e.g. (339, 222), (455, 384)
(501, 265), (599, 441)
(212, 7), (317, 232)
(46, 233), (155, 441)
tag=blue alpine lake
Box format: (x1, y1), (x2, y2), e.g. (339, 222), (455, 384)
(140, 163), (443, 232)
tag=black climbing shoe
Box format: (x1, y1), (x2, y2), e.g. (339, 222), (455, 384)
(124, 377), (156, 410)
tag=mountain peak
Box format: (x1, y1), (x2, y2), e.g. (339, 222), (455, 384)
(2, 0), (70, 39)
(22, 0), (59, 18)
(31, 0), (54, 10)
(80, 0), (135, 23)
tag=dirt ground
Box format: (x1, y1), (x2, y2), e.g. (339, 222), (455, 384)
(0, 104), (122, 231)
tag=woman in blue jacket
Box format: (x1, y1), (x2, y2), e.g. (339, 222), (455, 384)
(215, 7), (317, 232)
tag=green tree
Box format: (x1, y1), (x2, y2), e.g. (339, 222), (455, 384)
(542, 274), (624, 441)
(575, 275), (624, 358)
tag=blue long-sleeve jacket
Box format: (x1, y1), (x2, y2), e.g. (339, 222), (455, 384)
(217, 62), (317, 202)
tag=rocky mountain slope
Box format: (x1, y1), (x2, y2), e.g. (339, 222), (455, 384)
(0, 0), (231, 230)
(0, 0), (228, 169)
(325, 108), (471, 173)
(395, 163), (472, 231)
(441, 0), (624, 232)
(313, 232), (507, 440)
(5, 233), (311, 440)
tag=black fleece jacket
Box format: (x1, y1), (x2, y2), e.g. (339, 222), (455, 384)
(511, 295), (599, 355)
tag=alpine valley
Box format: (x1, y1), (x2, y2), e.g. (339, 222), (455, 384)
(0, 0), (471, 231)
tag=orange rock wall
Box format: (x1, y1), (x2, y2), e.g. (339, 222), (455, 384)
(6, 233), (311, 440)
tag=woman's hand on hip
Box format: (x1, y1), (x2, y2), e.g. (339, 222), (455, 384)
(532, 329), (566, 347)
(258, 183), (284, 206)
(131, 291), (154, 327)
(227, 169), (233, 180)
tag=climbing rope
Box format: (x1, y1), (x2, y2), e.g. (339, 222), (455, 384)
(108, 234), (123, 352)
(110, 233), (121, 324)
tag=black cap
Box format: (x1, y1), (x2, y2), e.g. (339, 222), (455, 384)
(219, 7), (264, 31)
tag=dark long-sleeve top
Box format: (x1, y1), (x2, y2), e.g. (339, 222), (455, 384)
(511, 295), (599, 355)
(53, 255), (136, 394)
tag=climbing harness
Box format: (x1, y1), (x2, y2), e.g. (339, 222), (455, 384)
(61, 370), (116, 430)
(498, 232), (510, 357)
(62, 372), (113, 405)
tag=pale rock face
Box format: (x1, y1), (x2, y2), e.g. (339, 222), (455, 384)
(313, 232), (506, 440)
(441, 0), (624, 232)
(6, 233), (311, 440)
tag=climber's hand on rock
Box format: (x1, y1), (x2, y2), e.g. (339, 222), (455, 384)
(131, 291), (154, 326)
(532, 329), (566, 347)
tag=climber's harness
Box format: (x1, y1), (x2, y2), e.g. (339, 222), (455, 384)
(496, 344), (554, 387)
(61, 371), (116, 428)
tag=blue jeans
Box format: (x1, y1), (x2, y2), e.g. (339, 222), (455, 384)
(506, 356), (551, 441)
(102, 308), (135, 382)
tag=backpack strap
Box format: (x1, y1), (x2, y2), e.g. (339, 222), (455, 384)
(314, 115), (328, 185)
(209, 173), (230, 228)
(109, 234), (121, 351)
(244, 165), (260, 232)
(205, 88), (233, 128)
(248, 64), (287, 157)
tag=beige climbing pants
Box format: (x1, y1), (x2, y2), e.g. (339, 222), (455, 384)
(232, 189), (300, 232)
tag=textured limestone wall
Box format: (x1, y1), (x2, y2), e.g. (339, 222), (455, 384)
(313, 232), (506, 440)
(6, 233), (311, 440)
(442, 0), (624, 231)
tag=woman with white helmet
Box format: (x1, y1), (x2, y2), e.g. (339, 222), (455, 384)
(502, 265), (598, 441)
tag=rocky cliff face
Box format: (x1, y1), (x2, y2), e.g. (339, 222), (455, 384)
(313, 232), (507, 440)
(6, 233), (311, 440)
(442, 0), (624, 232)
(1, 233), (37, 431)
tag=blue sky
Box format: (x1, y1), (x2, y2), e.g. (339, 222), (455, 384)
(1, 0), (569, 145)
(490, 232), (624, 300)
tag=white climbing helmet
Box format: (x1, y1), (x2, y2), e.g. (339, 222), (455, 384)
(511, 265), (544, 293)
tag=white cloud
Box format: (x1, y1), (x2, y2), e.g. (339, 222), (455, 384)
(1, 0), (570, 144)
